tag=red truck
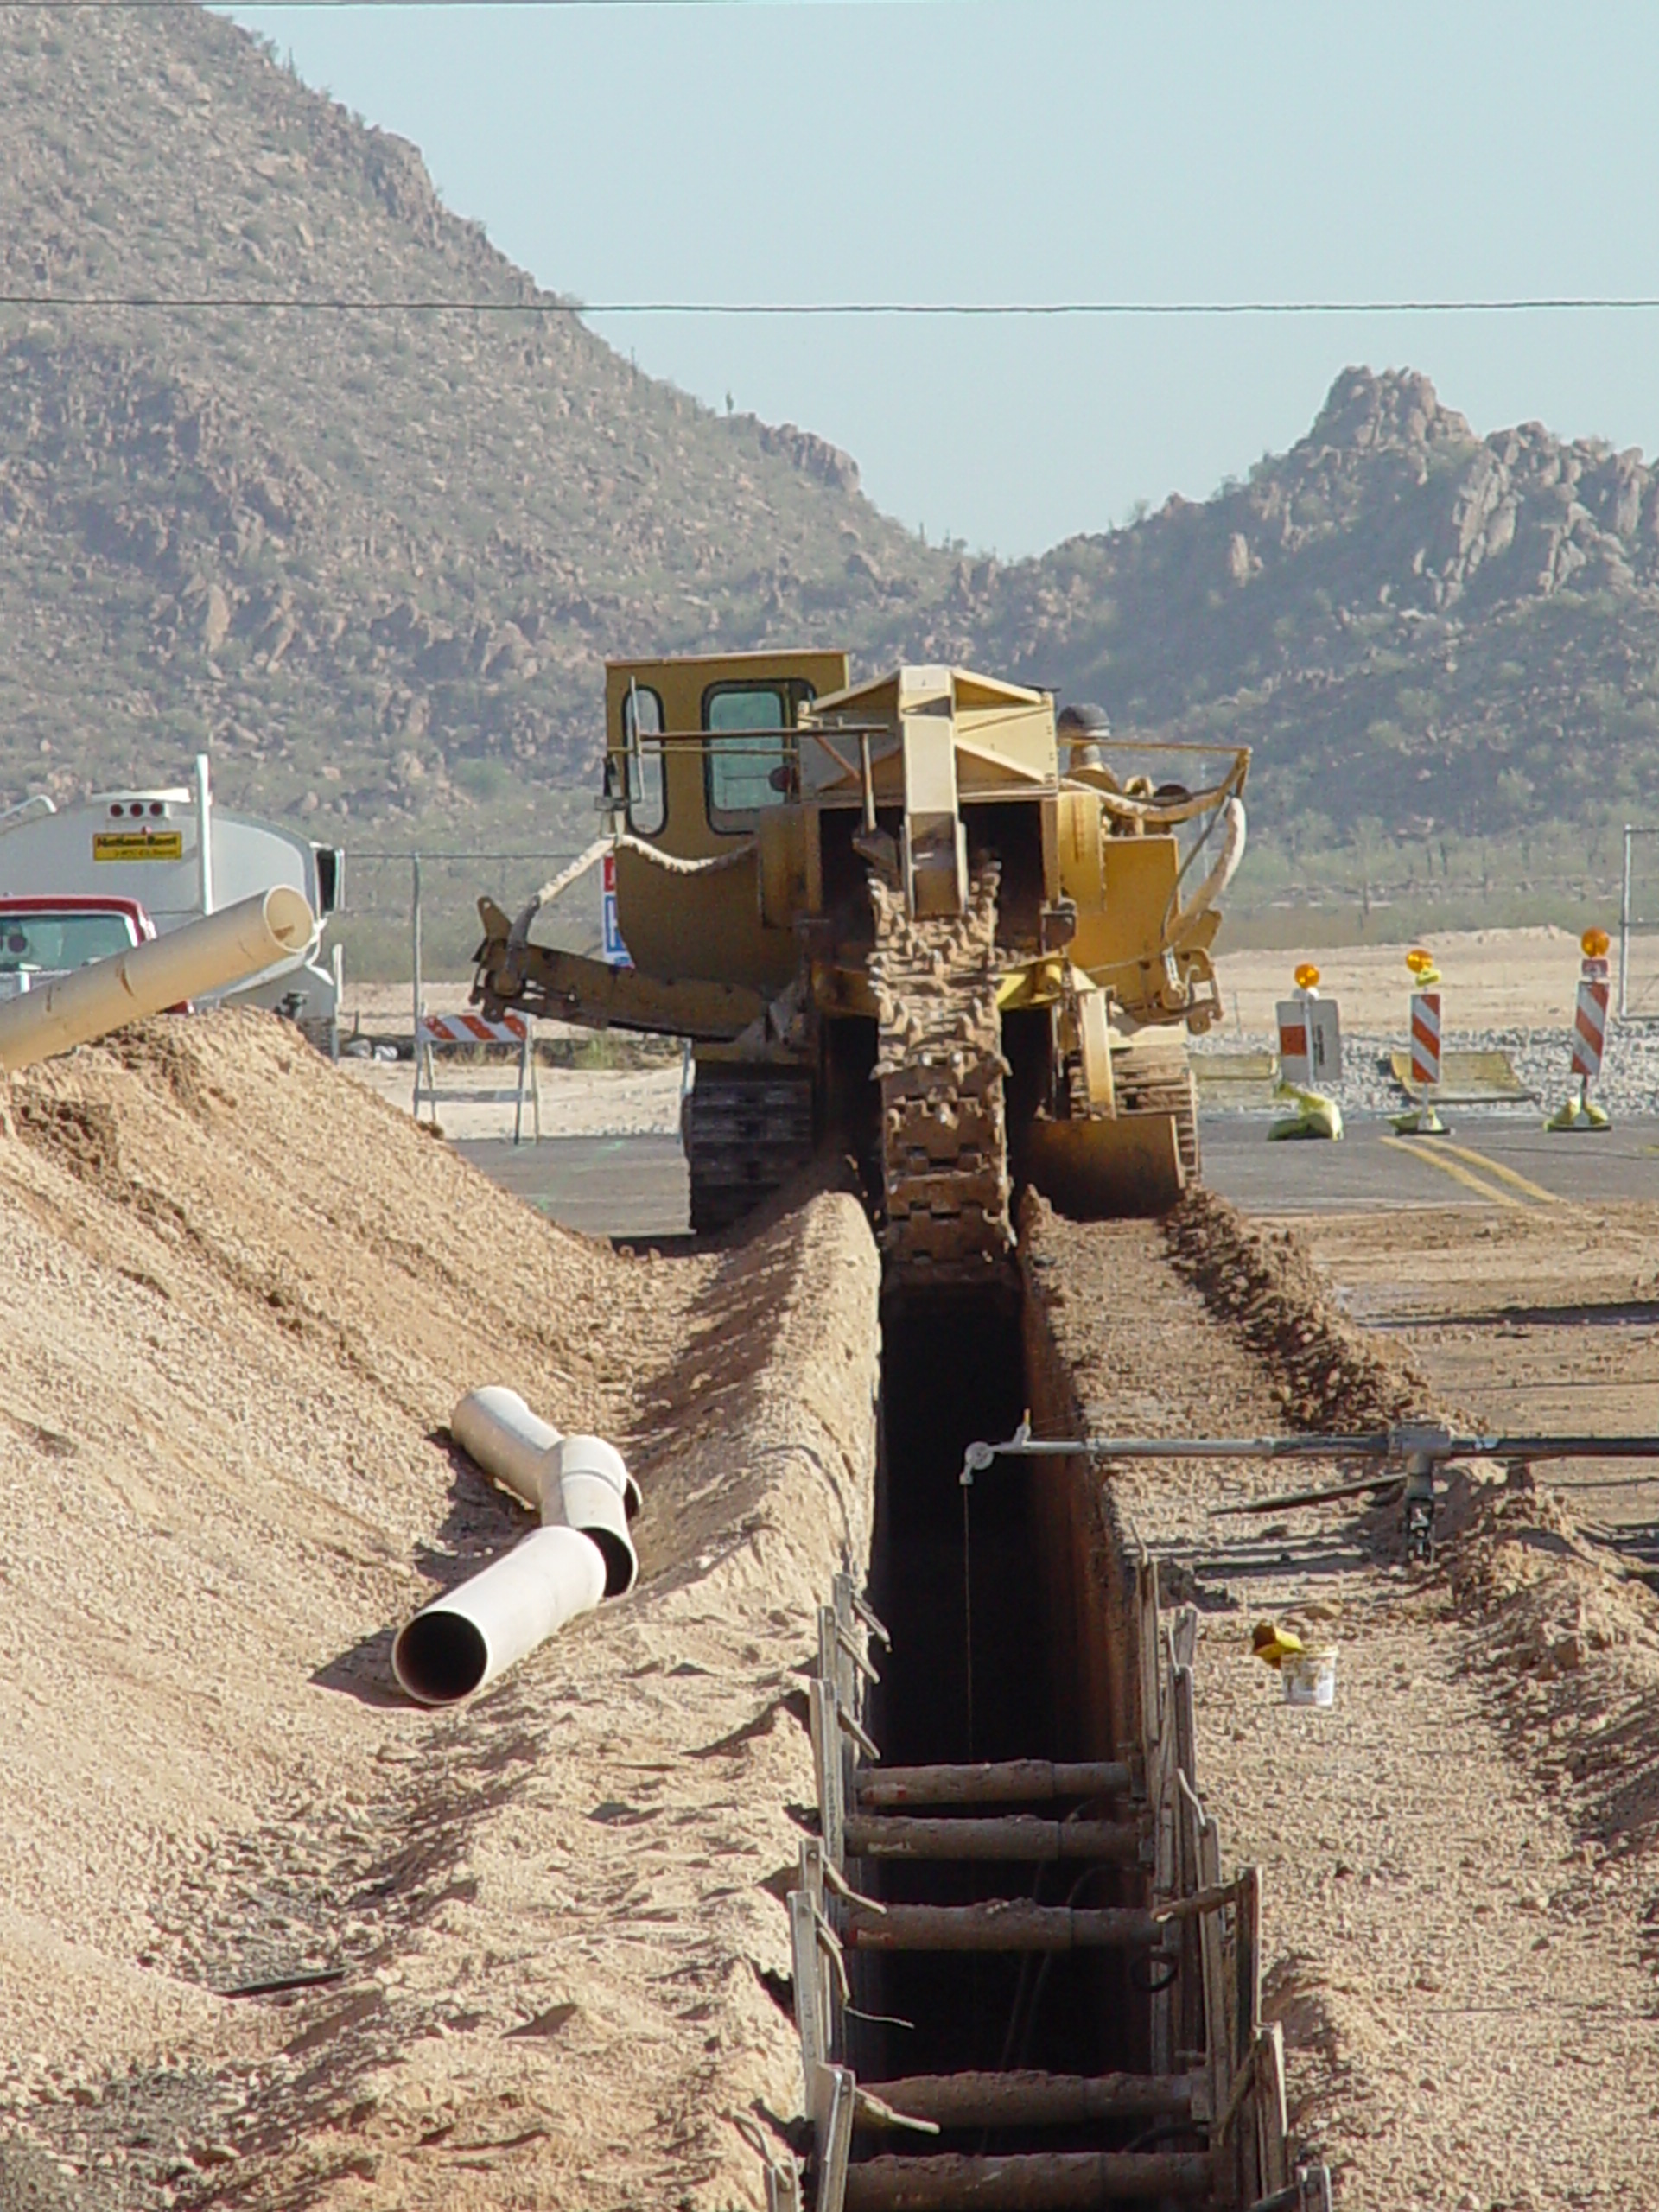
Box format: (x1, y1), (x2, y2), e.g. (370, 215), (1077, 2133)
(0, 895), (158, 998)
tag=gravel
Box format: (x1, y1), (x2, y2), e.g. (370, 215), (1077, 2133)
(1192, 1024), (1659, 1118)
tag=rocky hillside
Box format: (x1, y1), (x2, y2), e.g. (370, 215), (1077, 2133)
(962, 369), (1659, 901)
(1, 0), (1655, 917)
(0, 3), (952, 837)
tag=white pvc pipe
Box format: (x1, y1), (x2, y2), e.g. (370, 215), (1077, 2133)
(450, 1386), (562, 1514)
(0, 887), (314, 1075)
(450, 1389), (643, 1522)
(555, 1434), (639, 1595)
(392, 1524), (607, 1706)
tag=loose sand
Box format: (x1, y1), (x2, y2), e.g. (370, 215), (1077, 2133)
(8, 998), (1659, 2209)
(0, 1013), (880, 2209)
(1026, 1194), (1659, 2210)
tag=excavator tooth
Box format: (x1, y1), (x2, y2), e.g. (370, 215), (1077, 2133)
(871, 859), (1014, 1291)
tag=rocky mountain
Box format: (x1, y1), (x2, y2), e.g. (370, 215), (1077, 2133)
(960, 369), (1659, 899)
(1, 1), (1654, 921)
(0, 3), (953, 838)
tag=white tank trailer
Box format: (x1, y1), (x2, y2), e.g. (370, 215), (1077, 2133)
(0, 755), (344, 1049)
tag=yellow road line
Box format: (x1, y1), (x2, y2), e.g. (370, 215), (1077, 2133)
(1377, 1135), (1526, 1207)
(1434, 1141), (1560, 1206)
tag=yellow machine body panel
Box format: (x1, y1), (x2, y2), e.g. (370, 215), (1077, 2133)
(476, 651), (1248, 1255)
(1024, 1109), (1186, 1220)
(804, 664), (1059, 805)
(604, 649), (849, 992)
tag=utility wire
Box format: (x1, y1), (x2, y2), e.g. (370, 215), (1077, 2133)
(6, 292), (1659, 316)
(0, 0), (873, 7)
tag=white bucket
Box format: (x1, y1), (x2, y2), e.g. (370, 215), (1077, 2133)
(1281, 1645), (1338, 1708)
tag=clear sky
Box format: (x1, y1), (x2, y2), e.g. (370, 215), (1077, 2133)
(226, 0), (1659, 559)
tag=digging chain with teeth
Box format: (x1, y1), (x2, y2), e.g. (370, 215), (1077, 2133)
(868, 861), (1015, 1290)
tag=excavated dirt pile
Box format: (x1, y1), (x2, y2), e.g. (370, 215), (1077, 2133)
(1026, 1189), (1659, 2212)
(0, 1011), (881, 2211)
(1161, 1189), (1431, 1432)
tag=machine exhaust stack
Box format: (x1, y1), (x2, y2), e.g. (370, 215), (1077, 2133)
(0, 887), (315, 1075)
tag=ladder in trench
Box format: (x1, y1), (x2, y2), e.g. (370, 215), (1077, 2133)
(767, 1573), (1332, 2212)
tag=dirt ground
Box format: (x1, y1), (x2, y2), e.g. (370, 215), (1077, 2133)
(10, 996), (1659, 2210)
(0, 1013), (880, 2209)
(1215, 925), (1616, 1031)
(1026, 1192), (1659, 2211)
(1282, 1201), (1659, 1532)
(339, 1056), (685, 1142)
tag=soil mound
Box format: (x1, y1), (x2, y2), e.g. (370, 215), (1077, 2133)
(1162, 1188), (1430, 1430)
(0, 1011), (881, 2209)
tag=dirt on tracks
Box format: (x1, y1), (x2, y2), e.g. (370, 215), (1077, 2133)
(1026, 1190), (1659, 2212)
(0, 1012), (880, 2210)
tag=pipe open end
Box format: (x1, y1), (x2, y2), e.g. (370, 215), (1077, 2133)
(393, 1607), (489, 1705)
(263, 886), (315, 953)
(588, 1526), (639, 1599)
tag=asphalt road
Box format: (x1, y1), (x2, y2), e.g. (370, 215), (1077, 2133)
(456, 1114), (1659, 1241)
(455, 1134), (690, 1239)
(1201, 1111), (1659, 1214)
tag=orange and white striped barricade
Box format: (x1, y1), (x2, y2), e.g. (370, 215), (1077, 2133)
(415, 1007), (541, 1142)
(1548, 930), (1612, 1131)
(1270, 963), (1343, 1139)
(1392, 949), (1448, 1135)
(1410, 990), (1441, 1089)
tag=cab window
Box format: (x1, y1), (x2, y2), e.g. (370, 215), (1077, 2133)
(703, 680), (814, 831)
(621, 684), (665, 836)
(0, 912), (137, 971)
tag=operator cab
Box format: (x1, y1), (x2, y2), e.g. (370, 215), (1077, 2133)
(0, 896), (155, 999)
(603, 650), (849, 851)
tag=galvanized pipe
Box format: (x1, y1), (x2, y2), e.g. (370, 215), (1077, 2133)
(961, 1423), (1659, 1487)
(0, 887), (314, 1074)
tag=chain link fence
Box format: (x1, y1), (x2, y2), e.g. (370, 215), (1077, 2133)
(334, 846), (601, 980)
(1619, 826), (1659, 1020)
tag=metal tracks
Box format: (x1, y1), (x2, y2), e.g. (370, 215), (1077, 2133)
(683, 1065), (814, 1234)
(868, 863), (1014, 1293)
(1112, 1039), (1201, 1182)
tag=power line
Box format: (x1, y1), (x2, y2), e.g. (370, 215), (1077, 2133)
(4, 292), (1659, 316)
(0, 0), (837, 7)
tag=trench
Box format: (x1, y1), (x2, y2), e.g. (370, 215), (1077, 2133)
(852, 1272), (1164, 2162)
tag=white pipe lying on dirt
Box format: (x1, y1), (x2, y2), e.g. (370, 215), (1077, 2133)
(554, 1433), (639, 1596)
(450, 1387), (643, 1523)
(0, 887), (315, 1074)
(449, 1386), (563, 1514)
(396, 1398), (642, 1704)
(392, 1524), (607, 1705)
